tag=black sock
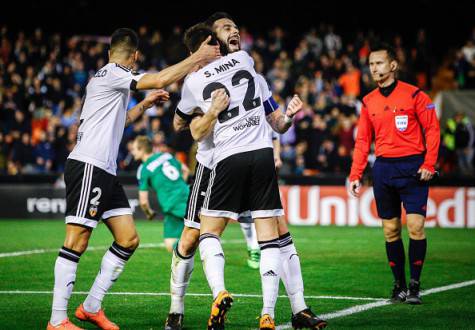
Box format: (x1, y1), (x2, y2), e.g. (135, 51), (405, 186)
(409, 238), (427, 282)
(385, 239), (406, 287)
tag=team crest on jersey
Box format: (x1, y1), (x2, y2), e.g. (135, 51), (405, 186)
(395, 115), (408, 131)
(89, 205), (98, 217)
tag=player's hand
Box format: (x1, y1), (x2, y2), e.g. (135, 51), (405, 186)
(195, 36), (221, 63)
(144, 208), (156, 221)
(274, 157), (283, 169)
(210, 89), (229, 116)
(417, 168), (434, 181)
(143, 90), (170, 108)
(349, 179), (361, 197)
(285, 94), (303, 118)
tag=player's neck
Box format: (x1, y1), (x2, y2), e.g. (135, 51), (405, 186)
(143, 153), (153, 162)
(109, 56), (132, 69)
(377, 76), (396, 88)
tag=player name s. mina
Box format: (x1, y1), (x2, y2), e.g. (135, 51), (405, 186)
(205, 59), (240, 77)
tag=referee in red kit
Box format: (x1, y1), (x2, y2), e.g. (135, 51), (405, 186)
(348, 43), (440, 304)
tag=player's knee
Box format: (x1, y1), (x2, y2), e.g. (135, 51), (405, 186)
(164, 240), (174, 253)
(63, 238), (89, 254)
(407, 222), (425, 239)
(383, 222), (401, 242)
(63, 226), (91, 253)
(116, 234), (140, 250)
(179, 229), (200, 255)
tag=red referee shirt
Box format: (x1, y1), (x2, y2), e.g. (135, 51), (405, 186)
(349, 80), (440, 181)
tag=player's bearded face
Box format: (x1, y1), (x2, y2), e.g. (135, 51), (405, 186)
(213, 18), (240, 53)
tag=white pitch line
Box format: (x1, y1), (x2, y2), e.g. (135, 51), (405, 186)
(1, 238), (304, 258)
(0, 290), (383, 301)
(276, 279), (475, 330)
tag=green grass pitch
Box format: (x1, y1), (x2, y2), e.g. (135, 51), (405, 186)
(0, 220), (474, 329)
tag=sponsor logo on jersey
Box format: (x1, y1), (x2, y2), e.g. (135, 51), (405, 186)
(232, 115), (260, 131)
(426, 103), (435, 110)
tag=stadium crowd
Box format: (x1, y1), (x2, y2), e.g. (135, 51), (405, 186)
(0, 24), (474, 177)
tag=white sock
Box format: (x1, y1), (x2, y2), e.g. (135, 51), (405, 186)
(83, 242), (133, 313)
(279, 233), (307, 314)
(199, 234), (225, 299)
(239, 220), (259, 250)
(50, 246), (81, 326)
(259, 239), (281, 318)
(170, 245), (195, 314)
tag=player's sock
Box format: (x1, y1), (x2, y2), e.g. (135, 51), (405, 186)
(259, 238), (281, 318)
(409, 238), (427, 282)
(199, 233), (225, 299)
(170, 243), (195, 314)
(239, 221), (259, 250)
(50, 246), (82, 326)
(385, 239), (406, 287)
(279, 232), (307, 314)
(83, 242), (134, 313)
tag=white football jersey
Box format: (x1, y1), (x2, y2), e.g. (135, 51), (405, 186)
(177, 51), (278, 165)
(68, 63), (145, 175)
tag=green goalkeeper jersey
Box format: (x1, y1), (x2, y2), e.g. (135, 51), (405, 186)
(137, 152), (189, 218)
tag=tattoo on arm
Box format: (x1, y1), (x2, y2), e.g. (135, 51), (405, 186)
(266, 111), (291, 133)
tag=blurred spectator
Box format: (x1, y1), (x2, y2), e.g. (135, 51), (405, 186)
(34, 130), (54, 172)
(11, 132), (36, 174)
(0, 24), (474, 178)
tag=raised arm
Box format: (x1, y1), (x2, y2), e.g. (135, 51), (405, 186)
(136, 36), (220, 90)
(266, 94), (303, 134)
(125, 90), (169, 126)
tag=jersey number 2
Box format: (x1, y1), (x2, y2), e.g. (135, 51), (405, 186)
(202, 70), (261, 123)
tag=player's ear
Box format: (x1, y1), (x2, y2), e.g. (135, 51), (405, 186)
(390, 60), (398, 72)
(134, 51), (139, 62)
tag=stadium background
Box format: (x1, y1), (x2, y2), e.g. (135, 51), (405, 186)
(0, 1), (474, 329)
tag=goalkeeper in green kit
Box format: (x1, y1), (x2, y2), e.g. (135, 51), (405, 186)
(132, 135), (189, 252)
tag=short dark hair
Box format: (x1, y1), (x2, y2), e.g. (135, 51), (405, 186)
(369, 42), (397, 61)
(110, 28), (139, 55)
(205, 12), (234, 27)
(183, 23), (217, 53)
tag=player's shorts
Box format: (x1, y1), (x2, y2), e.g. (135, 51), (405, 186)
(64, 159), (132, 228)
(201, 148), (284, 220)
(183, 162), (211, 229)
(163, 213), (185, 239)
(372, 154), (429, 219)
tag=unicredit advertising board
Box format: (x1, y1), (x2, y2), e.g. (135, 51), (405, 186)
(279, 186), (475, 228)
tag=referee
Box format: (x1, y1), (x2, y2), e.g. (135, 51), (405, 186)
(348, 43), (440, 304)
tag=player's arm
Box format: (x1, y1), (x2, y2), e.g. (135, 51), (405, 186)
(414, 92), (441, 181)
(181, 163), (190, 182)
(126, 90), (170, 126)
(272, 134), (283, 169)
(135, 37), (220, 90)
(348, 103), (373, 197)
(266, 94), (303, 133)
(189, 89), (229, 141)
(139, 191), (156, 220)
(173, 113), (191, 132)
